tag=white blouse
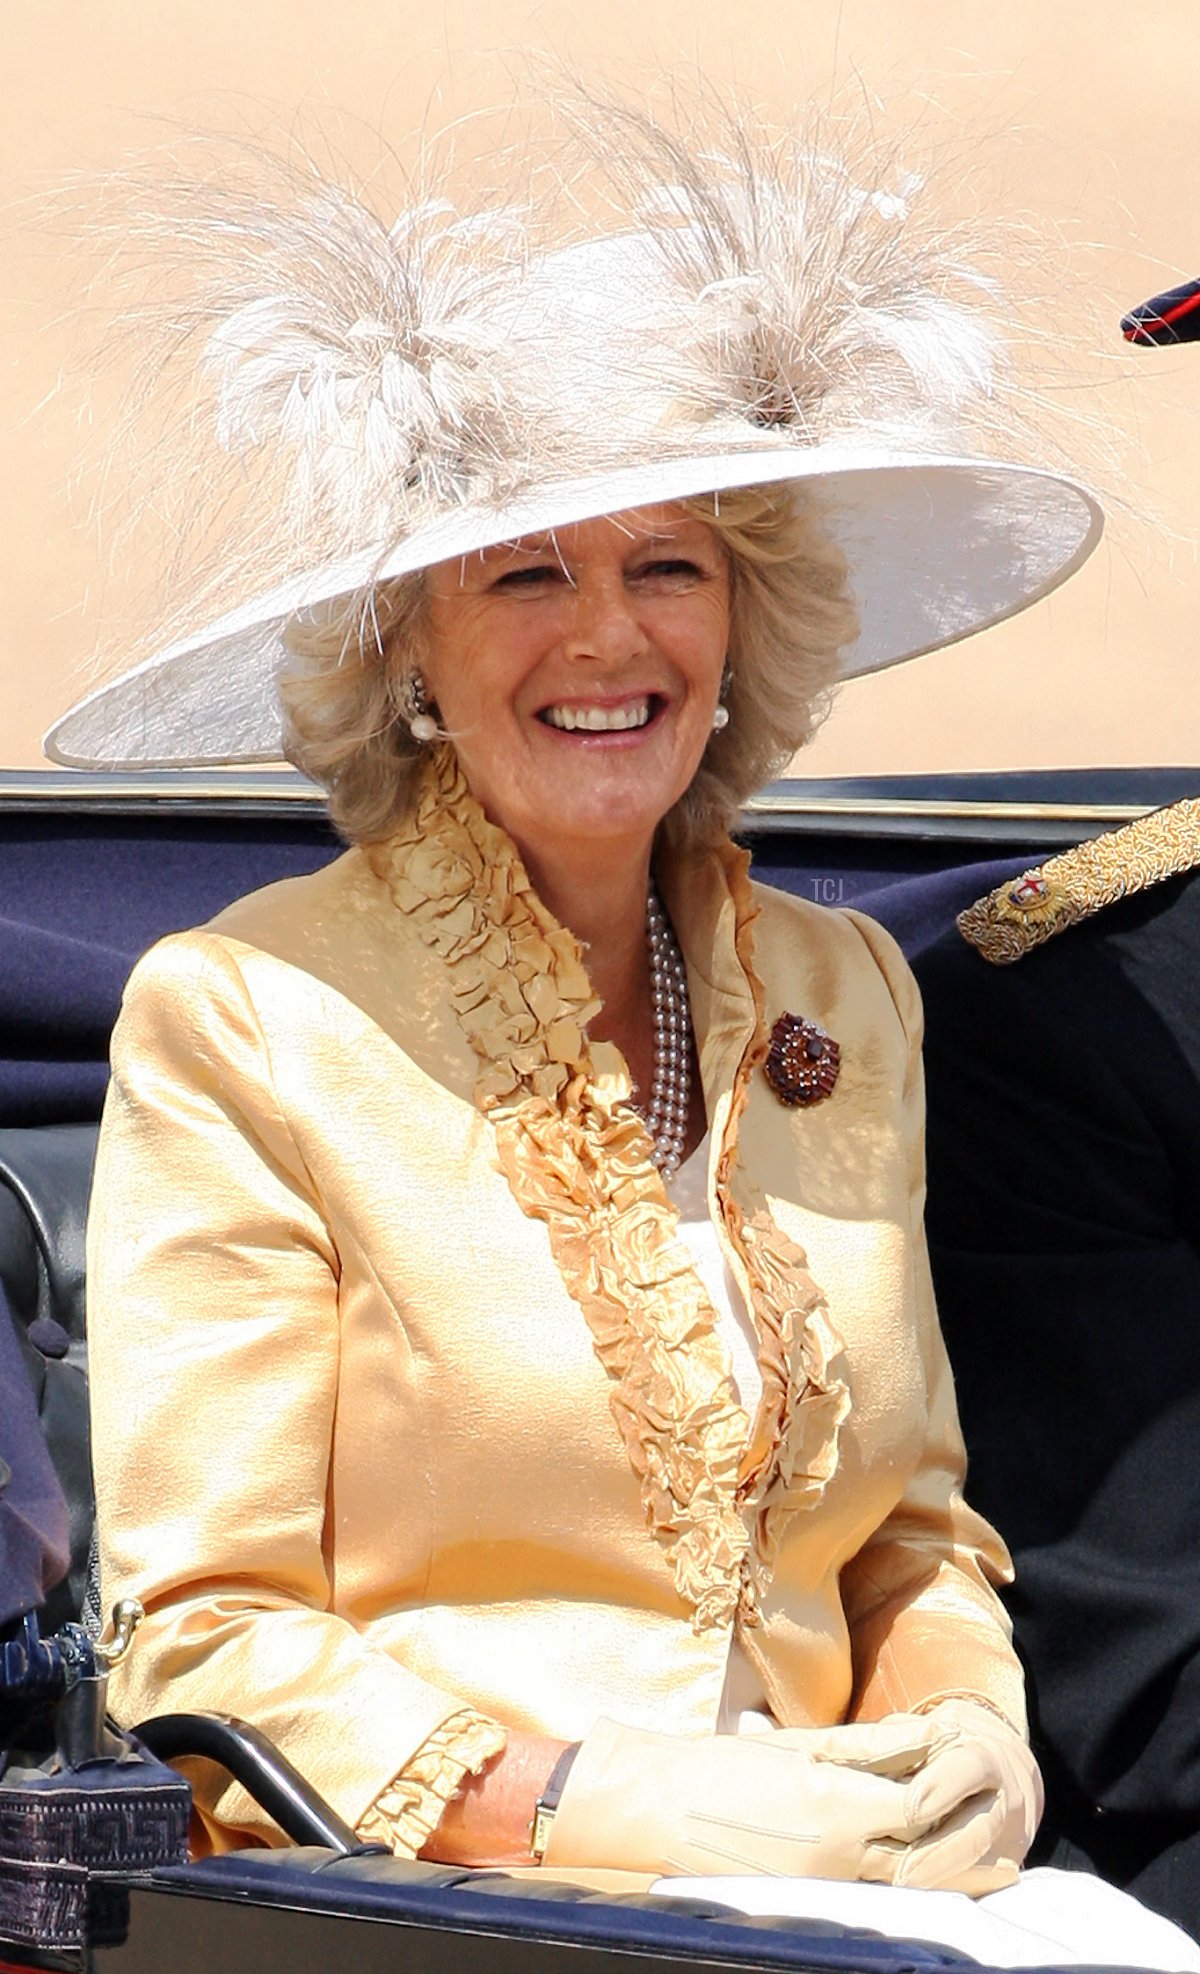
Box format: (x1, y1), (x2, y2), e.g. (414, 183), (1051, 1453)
(665, 1133), (776, 1735)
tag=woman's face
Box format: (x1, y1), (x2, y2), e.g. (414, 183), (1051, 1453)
(420, 504), (731, 879)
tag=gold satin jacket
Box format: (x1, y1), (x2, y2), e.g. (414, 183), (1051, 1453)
(88, 751), (1023, 1854)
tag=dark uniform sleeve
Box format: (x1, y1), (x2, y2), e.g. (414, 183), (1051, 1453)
(914, 874), (1200, 1850)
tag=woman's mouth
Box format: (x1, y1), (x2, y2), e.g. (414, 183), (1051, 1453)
(539, 695), (658, 733)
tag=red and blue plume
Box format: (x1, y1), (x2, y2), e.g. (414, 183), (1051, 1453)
(1122, 278), (1200, 346)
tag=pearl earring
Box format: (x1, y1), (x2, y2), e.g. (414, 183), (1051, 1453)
(712, 660), (732, 732)
(403, 673), (440, 743)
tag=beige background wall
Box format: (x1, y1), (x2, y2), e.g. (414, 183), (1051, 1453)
(3, 1), (1197, 776)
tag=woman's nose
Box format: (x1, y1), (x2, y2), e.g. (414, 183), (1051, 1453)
(561, 574), (646, 663)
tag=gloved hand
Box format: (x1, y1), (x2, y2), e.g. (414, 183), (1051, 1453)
(860, 1699), (1043, 1896)
(542, 1714), (948, 1879)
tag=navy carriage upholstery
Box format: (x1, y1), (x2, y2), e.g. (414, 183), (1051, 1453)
(128, 1846), (973, 1972)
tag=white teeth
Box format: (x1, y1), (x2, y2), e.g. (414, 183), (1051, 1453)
(544, 698), (651, 732)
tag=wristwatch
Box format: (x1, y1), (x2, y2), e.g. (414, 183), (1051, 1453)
(530, 1743), (581, 1863)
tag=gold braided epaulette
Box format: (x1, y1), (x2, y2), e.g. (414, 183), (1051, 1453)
(957, 796), (1200, 964)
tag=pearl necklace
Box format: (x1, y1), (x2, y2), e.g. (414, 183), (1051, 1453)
(643, 883), (692, 1178)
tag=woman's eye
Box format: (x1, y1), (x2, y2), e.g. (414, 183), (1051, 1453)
(637, 558), (703, 584)
(491, 564), (560, 592)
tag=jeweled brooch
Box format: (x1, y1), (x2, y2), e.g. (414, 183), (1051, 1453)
(764, 1013), (841, 1107)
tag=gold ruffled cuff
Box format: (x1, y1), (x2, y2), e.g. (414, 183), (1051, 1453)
(356, 1709), (507, 1857)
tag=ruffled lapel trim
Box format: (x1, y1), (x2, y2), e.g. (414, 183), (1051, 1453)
(666, 843), (850, 1601)
(372, 751), (846, 1632)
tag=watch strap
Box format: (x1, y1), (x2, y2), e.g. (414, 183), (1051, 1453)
(530, 1742), (582, 1862)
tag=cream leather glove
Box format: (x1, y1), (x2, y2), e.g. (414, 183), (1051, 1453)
(542, 1715), (946, 1880)
(864, 1699), (1043, 1896)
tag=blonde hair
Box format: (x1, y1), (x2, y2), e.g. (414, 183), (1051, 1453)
(280, 484), (857, 848)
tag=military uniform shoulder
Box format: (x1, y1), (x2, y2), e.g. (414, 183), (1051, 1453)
(957, 796), (1200, 965)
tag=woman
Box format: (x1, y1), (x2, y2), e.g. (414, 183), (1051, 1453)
(50, 109), (1101, 1890)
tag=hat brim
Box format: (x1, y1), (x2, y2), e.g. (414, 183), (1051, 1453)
(44, 444), (1102, 769)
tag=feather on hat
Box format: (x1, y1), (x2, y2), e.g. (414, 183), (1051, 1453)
(45, 105), (1101, 770)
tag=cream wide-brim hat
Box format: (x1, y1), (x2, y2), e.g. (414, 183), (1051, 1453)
(44, 441), (1101, 769)
(43, 149), (1106, 772)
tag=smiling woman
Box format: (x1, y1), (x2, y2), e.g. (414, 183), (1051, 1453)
(280, 483), (856, 857)
(68, 95), (1113, 1906)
